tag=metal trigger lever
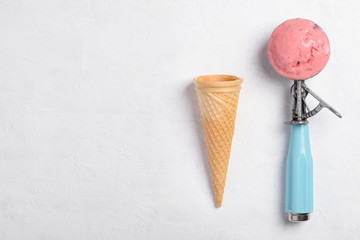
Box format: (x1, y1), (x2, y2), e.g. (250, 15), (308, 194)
(302, 84), (342, 119)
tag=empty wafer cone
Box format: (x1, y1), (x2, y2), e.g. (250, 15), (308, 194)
(193, 75), (243, 207)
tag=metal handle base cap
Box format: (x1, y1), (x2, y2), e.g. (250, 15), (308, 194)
(288, 213), (310, 222)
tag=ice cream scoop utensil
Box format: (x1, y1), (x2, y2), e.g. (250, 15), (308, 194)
(267, 18), (342, 222)
(285, 80), (341, 222)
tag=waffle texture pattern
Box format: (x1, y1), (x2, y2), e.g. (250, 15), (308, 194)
(194, 75), (242, 207)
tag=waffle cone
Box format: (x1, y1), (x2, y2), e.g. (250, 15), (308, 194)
(193, 75), (243, 207)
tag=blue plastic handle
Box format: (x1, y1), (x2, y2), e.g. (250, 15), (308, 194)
(286, 124), (313, 214)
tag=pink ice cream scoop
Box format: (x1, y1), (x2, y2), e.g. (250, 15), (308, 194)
(267, 18), (330, 80)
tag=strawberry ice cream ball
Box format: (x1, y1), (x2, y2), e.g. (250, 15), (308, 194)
(267, 18), (330, 80)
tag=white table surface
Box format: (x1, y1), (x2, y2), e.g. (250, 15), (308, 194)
(0, 0), (359, 239)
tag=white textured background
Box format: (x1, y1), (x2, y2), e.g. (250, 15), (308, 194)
(0, 0), (358, 239)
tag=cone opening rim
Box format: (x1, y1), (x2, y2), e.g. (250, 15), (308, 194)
(194, 74), (241, 83)
(193, 75), (243, 89)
